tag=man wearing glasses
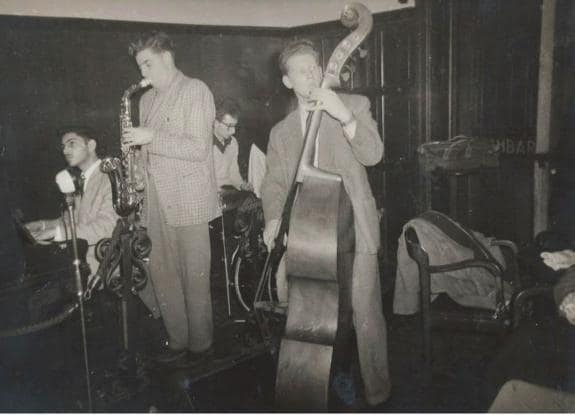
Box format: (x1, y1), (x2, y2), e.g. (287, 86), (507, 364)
(212, 97), (253, 192)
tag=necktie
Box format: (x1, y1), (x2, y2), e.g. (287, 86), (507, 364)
(78, 173), (85, 196)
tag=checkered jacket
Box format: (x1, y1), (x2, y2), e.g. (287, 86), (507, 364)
(139, 71), (221, 226)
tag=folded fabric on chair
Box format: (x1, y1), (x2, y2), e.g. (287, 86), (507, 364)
(393, 217), (511, 315)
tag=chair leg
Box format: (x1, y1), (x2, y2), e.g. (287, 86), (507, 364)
(419, 267), (432, 386)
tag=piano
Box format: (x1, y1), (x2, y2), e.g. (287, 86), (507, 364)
(0, 211), (88, 331)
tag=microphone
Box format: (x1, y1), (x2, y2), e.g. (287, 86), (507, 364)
(55, 169), (77, 206)
(55, 169), (76, 194)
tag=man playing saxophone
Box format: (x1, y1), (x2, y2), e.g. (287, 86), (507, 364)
(122, 31), (220, 364)
(25, 126), (118, 283)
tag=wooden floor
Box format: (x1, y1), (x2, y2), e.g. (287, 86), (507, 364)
(0, 261), (569, 412)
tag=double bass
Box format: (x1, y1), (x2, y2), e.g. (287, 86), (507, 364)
(273, 3), (373, 410)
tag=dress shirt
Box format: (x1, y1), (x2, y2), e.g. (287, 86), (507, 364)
(80, 159), (101, 193)
(213, 136), (244, 189)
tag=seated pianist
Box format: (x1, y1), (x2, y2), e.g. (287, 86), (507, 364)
(25, 126), (117, 286)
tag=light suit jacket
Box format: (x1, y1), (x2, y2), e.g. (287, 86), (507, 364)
(261, 94), (383, 254)
(139, 70), (221, 227)
(61, 166), (118, 276)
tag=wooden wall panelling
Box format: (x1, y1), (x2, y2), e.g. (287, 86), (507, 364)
(470, 0), (540, 243)
(415, 0), (452, 226)
(2, 6), (424, 264)
(195, 33), (289, 176)
(499, 0), (540, 243)
(549, 0), (575, 240)
(0, 16), (289, 221)
(378, 16), (423, 260)
(418, 0), (542, 243)
(2, 21), (88, 218)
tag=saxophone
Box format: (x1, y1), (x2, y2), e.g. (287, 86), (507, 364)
(101, 79), (151, 217)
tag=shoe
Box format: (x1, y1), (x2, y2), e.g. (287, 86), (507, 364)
(331, 370), (357, 406)
(329, 369), (373, 411)
(154, 347), (187, 363)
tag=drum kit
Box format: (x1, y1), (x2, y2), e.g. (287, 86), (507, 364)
(215, 186), (266, 319)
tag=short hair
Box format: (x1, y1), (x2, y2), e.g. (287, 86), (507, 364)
(278, 39), (320, 75)
(215, 97), (241, 121)
(128, 31), (175, 58)
(58, 125), (102, 155)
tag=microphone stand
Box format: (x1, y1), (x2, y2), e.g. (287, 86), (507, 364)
(64, 194), (93, 412)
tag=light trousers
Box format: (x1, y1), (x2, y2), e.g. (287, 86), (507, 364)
(146, 183), (213, 352)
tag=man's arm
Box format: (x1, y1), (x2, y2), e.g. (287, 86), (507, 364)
(148, 80), (216, 162)
(261, 127), (289, 223)
(25, 218), (60, 241)
(542, 249), (575, 324)
(554, 268), (575, 325)
(542, 249), (575, 271)
(341, 95), (383, 166)
(306, 89), (383, 167)
(261, 127), (290, 248)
